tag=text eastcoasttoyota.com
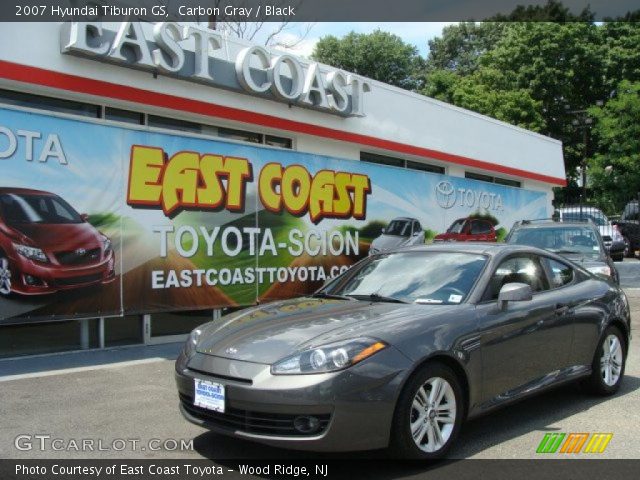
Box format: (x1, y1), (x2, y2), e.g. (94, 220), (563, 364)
(1, 0), (639, 479)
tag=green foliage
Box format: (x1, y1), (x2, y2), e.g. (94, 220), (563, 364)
(312, 30), (425, 90)
(587, 80), (640, 210)
(468, 210), (500, 226)
(423, 229), (438, 243)
(426, 22), (509, 76)
(87, 212), (120, 228)
(495, 227), (508, 243)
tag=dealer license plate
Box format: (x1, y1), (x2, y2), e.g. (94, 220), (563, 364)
(194, 379), (225, 413)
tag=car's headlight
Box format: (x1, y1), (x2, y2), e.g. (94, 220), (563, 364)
(13, 243), (48, 263)
(183, 328), (202, 358)
(587, 265), (612, 277)
(271, 338), (387, 375)
(101, 234), (112, 253)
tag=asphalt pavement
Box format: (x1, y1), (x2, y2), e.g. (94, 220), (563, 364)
(0, 262), (639, 462)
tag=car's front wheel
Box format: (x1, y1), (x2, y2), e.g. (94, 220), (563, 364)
(587, 326), (626, 395)
(389, 362), (463, 459)
(0, 254), (12, 296)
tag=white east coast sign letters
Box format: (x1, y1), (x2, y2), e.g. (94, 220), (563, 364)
(60, 22), (371, 117)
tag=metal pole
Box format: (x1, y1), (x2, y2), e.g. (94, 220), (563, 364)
(582, 128), (588, 204)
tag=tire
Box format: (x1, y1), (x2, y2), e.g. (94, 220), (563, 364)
(612, 254), (624, 263)
(389, 362), (464, 460)
(0, 253), (12, 297)
(586, 326), (626, 396)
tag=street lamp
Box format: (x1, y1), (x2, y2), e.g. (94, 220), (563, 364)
(565, 101), (602, 211)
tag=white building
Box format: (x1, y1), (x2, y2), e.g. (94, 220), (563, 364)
(0, 22), (565, 357)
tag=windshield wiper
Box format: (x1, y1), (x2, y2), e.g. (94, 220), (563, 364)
(312, 292), (355, 301)
(347, 293), (408, 304)
(551, 249), (583, 255)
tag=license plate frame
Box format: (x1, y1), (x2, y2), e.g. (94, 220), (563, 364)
(193, 378), (225, 413)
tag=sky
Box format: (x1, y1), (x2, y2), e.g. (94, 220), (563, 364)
(251, 22), (455, 58)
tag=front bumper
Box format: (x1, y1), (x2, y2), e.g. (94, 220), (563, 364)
(175, 347), (412, 452)
(8, 250), (116, 295)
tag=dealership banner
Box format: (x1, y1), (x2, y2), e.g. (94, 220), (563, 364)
(0, 107), (549, 324)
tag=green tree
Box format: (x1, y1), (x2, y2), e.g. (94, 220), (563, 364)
(587, 81), (640, 210)
(425, 22), (508, 76)
(311, 30), (424, 90)
(429, 68), (544, 131)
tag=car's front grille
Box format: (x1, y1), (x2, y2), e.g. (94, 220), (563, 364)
(56, 248), (101, 265)
(55, 273), (103, 287)
(179, 393), (330, 437)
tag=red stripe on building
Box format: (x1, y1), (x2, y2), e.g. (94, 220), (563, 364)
(0, 60), (567, 186)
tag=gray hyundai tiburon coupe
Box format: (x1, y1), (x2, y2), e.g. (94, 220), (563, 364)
(175, 244), (630, 459)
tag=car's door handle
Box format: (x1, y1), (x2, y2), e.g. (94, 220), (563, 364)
(555, 304), (570, 315)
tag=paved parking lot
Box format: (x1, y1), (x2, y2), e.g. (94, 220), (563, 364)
(0, 267), (638, 461)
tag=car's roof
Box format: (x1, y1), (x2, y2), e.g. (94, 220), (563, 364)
(396, 242), (541, 256)
(391, 217), (417, 221)
(558, 206), (604, 213)
(513, 221), (598, 230)
(0, 187), (55, 196)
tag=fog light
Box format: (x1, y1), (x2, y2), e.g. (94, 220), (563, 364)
(293, 415), (321, 434)
(24, 275), (44, 286)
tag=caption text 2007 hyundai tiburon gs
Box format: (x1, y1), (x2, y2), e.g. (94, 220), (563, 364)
(175, 244), (630, 459)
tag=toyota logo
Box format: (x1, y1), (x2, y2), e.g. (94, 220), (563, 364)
(225, 347), (238, 355)
(435, 181), (456, 209)
(75, 248), (87, 256)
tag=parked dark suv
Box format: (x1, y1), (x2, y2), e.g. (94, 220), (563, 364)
(614, 200), (640, 258)
(0, 188), (115, 296)
(506, 219), (619, 284)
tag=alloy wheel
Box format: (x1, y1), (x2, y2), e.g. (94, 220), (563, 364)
(601, 334), (623, 386)
(0, 257), (11, 295)
(409, 377), (457, 453)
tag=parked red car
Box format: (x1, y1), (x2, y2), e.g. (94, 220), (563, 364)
(434, 217), (497, 243)
(0, 188), (115, 296)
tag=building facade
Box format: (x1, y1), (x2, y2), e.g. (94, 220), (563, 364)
(0, 22), (566, 357)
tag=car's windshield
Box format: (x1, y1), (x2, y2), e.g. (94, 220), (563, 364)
(447, 219), (465, 234)
(325, 251), (487, 304)
(561, 210), (607, 226)
(508, 226), (604, 259)
(384, 220), (412, 237)
(0, 193), (83, 225)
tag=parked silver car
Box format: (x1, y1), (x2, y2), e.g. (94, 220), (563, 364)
(556, 206), (625, 261)
(175, 244), (629, 459)
(368, 217), (425, 255)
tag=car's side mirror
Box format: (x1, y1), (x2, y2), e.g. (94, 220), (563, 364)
(80, 213), (89, 222)
(498, 282), (532, 310)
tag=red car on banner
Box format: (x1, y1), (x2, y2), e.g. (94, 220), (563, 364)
(434, 217), (497, 243)
(0, 188), (115, 296)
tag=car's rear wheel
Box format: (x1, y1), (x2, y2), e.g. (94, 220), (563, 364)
(0, 254), (12, 296)
(587, 326), (626, 395)
(389, 362), (463, 459)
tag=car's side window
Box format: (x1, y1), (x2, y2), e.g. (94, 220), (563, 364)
(545, 258), (575, 288)
(470, 220), (491, 235)
(483, 255), (549, 301)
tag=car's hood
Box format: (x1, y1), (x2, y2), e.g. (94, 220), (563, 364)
(195, 297), (466, 364)
(10, 223), (102, 250)
(370, 234), (409, 251)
